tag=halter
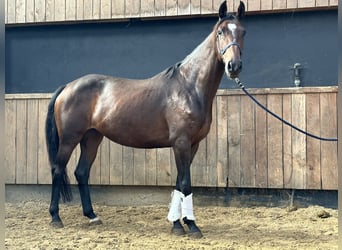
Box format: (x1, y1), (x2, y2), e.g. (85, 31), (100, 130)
(217, 39), (242, 56)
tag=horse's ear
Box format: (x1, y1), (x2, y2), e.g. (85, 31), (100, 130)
(237, 1), (245, 20)
(218, 1), (228, 19)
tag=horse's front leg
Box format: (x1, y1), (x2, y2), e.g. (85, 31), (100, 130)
(169, 140), (202, 238)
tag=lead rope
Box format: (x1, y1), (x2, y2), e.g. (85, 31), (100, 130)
(234, 78), (338, 142)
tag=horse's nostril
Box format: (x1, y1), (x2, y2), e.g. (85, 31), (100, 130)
(228, 61), (233, 72)
(238, 61), (243, 70)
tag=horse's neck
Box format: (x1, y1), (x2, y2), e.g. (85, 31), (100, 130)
(179, 34), (224, 106)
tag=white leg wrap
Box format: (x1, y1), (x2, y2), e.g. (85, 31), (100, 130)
(181, 193), (195, 221)
(167, 190), (183, 222)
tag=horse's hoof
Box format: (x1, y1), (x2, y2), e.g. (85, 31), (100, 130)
(89, 217), (103, 226)
(50, 220), (64, 228)
(171, 226), (186, 236)
(188, 229), (203, 239)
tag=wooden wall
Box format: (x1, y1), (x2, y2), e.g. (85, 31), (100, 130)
(5, 0), (338, 25)
(5, 87), (338, 190)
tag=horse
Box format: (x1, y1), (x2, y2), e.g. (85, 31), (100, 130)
(45, 1), (246, 238)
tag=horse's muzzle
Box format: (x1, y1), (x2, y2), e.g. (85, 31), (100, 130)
(225, 59), (242, 78)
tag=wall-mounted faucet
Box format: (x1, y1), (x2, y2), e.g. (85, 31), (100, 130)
(291, 63), (302, 87)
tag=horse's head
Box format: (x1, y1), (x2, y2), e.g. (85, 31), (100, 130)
(215, 1), (246, 79)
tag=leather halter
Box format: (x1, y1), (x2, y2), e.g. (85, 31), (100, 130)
(218, 41), (241, 56)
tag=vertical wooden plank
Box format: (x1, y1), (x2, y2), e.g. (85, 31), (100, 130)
(267, 94), (283, 188)
(207, 98), (218, 187)
(166, 0), (177, 16)
(178, 0), (191, 15)
(329, 0), (338, 6)
(112, 0), (125, 18)
(261, 0), (272, 10)
(55, 0), (65, 21)
(291, 94), (306, 189)
(240, 95), (255, 187)
(76, 0), (84, 20)
(191, 140), (207, 187)
(141, 0), (155, 17)
(287, 0), (298, 8)
(26, 100), (39, 184)
(37, 99), (51, 184)
(255, 95), (267, 188)
(92, 0), (101, 19)
(320, 93), (337, 189)
(100, 0), (111, 19)
(306, 94), (321, 189)
(133, 149), (146, 185)
(16, 100), (27, 184)
(5, 0), (7, 23)
(272, 0), (286, 10)
(247, 0), (261, 11)
(109, 142), (123, 185)
(298, 0), (315, 8)
(145, 149), (157, 185)
(15, 0), (26, 23)
(26, 0), (35, 22)
(191, 0), (201, 14)
(316, 0), (329, 7)
(122, 146), (134, 185)
(90, 143), (101, 185)
(84, 0), (93, 20)
(217, 96), (228, 187)
(34, 0), (45, 22)
(282, 94), (293, 188)
(212, 0), (221, 12)
(227, 95), (240, 187)
(232, 0), (242, 12)
(125, 0), (140, 17)
(154, 0), (166, 16)
(157, 148), (171, 186)
(5, 100), (16, 183)
(46, 0), (55, 22)
(7, 0), (16, 23)
(100, 138), (110, 184)
(66, 0), (77, 21)
(201, 0), (213, 14)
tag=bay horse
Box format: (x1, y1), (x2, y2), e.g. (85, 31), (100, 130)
(46, 1), (246, 238)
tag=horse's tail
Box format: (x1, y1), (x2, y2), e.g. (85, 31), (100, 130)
(45, 85), (73, 202)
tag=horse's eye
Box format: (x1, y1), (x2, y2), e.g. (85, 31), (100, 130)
(217, 29), (223, 36)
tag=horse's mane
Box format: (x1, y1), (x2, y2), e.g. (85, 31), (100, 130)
(162, 62), (182, 79)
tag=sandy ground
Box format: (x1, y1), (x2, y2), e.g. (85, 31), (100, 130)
(5, 200), (337, 250)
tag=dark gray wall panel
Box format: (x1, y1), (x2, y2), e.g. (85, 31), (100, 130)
(5, 10), (337, 93)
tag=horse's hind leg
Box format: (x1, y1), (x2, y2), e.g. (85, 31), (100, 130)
(75, 129), (103, 225)
(49, 144), (75, 228)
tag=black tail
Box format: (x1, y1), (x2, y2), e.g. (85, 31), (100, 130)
(45, 85), (73, 202)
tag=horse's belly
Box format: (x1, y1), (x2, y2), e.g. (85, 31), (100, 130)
(98, 117), (171, 149)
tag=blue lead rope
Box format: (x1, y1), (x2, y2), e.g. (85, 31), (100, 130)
(234, 78), (338, 142)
